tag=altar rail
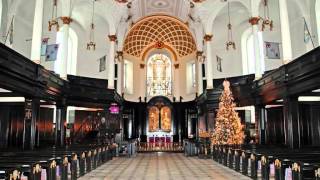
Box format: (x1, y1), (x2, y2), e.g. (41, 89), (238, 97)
(138, 142), (183, 152)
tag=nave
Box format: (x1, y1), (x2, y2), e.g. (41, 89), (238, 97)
(79, 153), (250, 180)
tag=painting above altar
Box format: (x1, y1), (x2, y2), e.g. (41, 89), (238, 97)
(149, 105), (171, 132)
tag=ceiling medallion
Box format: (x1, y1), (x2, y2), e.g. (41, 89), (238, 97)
(155, 41), (165, 49)
(193, 0), (206, 2)
(115, 0), (128, 3)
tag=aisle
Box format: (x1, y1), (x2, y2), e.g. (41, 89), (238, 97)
(79, 152), (251, 180)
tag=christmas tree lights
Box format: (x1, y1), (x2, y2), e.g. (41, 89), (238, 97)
(211, 80), (244, 145)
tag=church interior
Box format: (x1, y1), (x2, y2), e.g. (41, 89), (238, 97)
(0, 0), (320, 179)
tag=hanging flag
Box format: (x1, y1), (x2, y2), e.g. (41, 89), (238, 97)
(41, 38), (50, 56)
(45, 44), (59, 61)
(265, 41), (280, 59)
(216, 56), (222, 72)
(304, 18), (311, 44)
(99, 55), (106, 72)
(5, 16), (15, 45)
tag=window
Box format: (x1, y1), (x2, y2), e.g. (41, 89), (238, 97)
(241, 28), (265, 75)
(56, 27), (78, 76)
(123, 60), (133, 94)
(146, 54), (172, 97)
(192, 63), (196, 87)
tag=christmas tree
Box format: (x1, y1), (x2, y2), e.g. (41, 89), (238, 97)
(211, 80), (244, 145)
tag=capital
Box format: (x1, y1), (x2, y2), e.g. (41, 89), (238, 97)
(60, 17), (73, 25)
(249, 17), (261, 25)
(108, 35), (117, 42)
(203, 34), (213, 42)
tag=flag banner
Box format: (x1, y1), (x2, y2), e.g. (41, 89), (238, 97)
(45, 44), (59, 61)
(216, 56), (222, 72)
(41, 38), (49, 56)
(265, 41), (280, 59)
(99, 55), (106, 72)
(303, 17), (311, 44)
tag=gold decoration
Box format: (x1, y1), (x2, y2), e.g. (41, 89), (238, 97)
(261, 156), (267, 165)
(211, 80), (244, 145)
(249, 17), (261, 25)
(203, 34), (213, 42)
(199, 129), (211, 138)
(123, 16), (196, 58)
(63, 157), (69, 166)
(72, 154), (78, 161)
(33, 164), (41, 174)
(275, 159), (281, 168)
(60, 16), (73, 25)
(226, 2), (236, 51)
(140, 64), (145, 69)
(315, 168), (320, 178)
(9, 170), (20, 180)
(250, 154), (255, 160)
(292, 163), (300, 172)
(50, 160), (57, 168)
(108, 35), (117, 42)
(261, 0), (273, 31)
(174, 64), (180, 69)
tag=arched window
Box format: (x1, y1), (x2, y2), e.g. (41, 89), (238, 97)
(56, 27), (78, 75)
(146, 54), (172, 97)
(316, 0), (320, 44)
(67, 28), (78, 75)
(241, 28), (265, 75)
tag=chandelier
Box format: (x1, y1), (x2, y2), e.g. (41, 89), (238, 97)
(87, 0), (96, 50)
(261, 0), (273, 31)
(226, 2), (236, 50)
(48, 0), (59, 31)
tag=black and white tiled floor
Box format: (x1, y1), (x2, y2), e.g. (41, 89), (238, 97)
(79, 153), (251, 180)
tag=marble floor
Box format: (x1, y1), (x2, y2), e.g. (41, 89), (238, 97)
(78, 153), (251, 180)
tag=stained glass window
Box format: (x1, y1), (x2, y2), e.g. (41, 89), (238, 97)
(147, 54), (172, 97)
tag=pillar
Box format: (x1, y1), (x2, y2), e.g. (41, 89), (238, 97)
(196, 51), (204, 94)
(249, 17), (264, 79)
(23, 98), (40, 150)
(55, 100), (67, 147)
(30, 0), (44, 64)
(283, 96), (301, 149)
(107, 35), (117, 89)
(278, 0), (293, 64)
(204, 34), (214, 89)
(55, 17), (72, 79)
(116, 51), (124, 94)
(255, 105), (267, 145)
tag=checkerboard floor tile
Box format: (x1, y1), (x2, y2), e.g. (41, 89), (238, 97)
(78, 153), (251, 180)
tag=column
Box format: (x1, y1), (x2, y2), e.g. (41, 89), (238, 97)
(23, 98), (40, 150)
(30, 0), (44, 64)
(283, 96), (301, 149)
(55, 100), (67, 147)
(196, 51), (204, 94)
(255, 105), (266, 145)
(278, 0), (293, 64)
(55, 17), (72, 79)
(249, 17), (264, 79)
(204, 34), (214, 89)
(116, 51), (124, 94)
(107, 35), (117, 89)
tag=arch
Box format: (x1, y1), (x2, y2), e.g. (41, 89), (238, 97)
(123, 15), (197, 59)
(204, 0), (252, 34)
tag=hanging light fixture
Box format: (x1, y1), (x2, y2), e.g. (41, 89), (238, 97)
(48, 0), (60, 31)
(226, 2), (236, 50)
(261, 0), (273, 31)
(87, 0), (96, 50)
